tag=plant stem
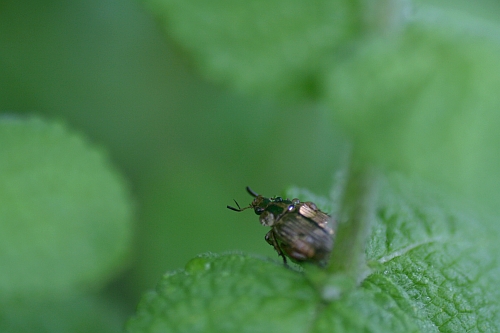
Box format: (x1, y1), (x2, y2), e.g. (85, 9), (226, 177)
(327, 164), (379, 281)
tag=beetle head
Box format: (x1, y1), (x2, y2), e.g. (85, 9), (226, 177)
(227, 187), (299, 227)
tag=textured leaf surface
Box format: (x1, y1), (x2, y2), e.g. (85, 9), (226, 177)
(128, 253), (319, 333)
(127, 174), (499, 332)
(0, 116), (134, 295)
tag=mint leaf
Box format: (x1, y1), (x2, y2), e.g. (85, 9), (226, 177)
(0, 116), (134, 296)
(127, 253), (320, 333)
(144, 0), (360, 98)
(127, 174), (499, 332)
(324, 22), (500, 213)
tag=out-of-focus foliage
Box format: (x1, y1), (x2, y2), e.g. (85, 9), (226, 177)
(326, 26), (500, 213)
(144, 0), (360, 99)
(0, 0), (343, 331)
(147, 0), (500, 215)
(2, 0), (500, 331)
(0, 117), (133, 296)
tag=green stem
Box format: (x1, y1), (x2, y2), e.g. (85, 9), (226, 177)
(327, 165), (379, 280)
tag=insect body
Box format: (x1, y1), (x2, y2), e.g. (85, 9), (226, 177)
(228, 187), (334, 267)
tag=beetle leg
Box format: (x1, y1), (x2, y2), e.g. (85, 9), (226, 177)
(265, 230), (287, 265)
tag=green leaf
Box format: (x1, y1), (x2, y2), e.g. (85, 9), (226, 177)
(143, 0), (500, 214)
(143, 0), (361, 98)
(324, 22), (500, 213)
(0, 116), (134, 296)
(126, 174), (499, 332)
(127, 253), (320, 333)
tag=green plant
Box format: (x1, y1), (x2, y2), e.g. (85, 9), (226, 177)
(127, 172), (500, 332)
(0, 117), (133, 332)
(125, 0), (500, 331)
(1, 0), (500, 332)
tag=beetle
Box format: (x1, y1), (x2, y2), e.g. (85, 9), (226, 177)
(227, 186), (334, 267)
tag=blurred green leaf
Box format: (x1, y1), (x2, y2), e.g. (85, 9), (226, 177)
(142, 0), (500, 215)
(0, 116), (134, 296)
(144, 0), (361, 98)
(0, 294), (125, 333)
(126, 174), (499, 332)
(324, 24), (500, 214)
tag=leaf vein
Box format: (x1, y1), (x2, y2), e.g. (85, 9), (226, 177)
(377, 237), (446, 264)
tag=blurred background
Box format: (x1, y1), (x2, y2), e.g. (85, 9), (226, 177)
(4, 0), (500, 331)
(0, 0), (346, 328)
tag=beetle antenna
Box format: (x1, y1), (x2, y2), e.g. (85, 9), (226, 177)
(227, 199), (250, 212)
(233, 199), (241, 210)
(246, 186), (259, 197)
